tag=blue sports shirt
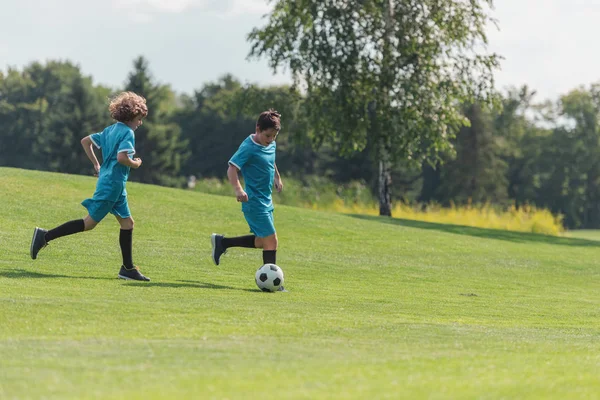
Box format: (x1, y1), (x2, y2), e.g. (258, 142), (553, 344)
(89, 122), (136, 201)
(229, 134), (276, 213)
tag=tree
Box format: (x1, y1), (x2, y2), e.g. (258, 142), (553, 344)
(0, 61), (109, 173)
(33, 62), (110, 174)
(0, 67), (42, 169)
(436, 103), (508, 205)
(495, 85), (600, 229)
(248, 0), (499, 216)
(493, 86), (547, 207)
(551, 86), (600, 228)
(124, 56), (188, 186)
(175, 74), (315, 179)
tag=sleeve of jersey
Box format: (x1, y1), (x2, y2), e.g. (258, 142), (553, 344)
(229, 141), (251, 170)
(90, 132), (103, 148)
(117, 130), (136, 156)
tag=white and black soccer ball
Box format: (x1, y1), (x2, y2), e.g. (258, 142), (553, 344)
(255, 263), (284, 292)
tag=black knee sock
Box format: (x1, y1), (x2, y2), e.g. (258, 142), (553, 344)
(263, 250), (277, 264)
(222, 235), (256, 249)
(119, 229), (134, 268)
(45, 219), (85, 242)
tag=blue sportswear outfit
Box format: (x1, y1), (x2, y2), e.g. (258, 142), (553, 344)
(82, 122), (136, 222)
(229, 134), (277, 238)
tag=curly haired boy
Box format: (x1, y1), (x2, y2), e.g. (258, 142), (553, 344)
(30, 91), (150, 281)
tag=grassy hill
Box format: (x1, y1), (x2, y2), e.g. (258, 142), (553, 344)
(566, 229), (600, 241)
(1, 167), (599, 399)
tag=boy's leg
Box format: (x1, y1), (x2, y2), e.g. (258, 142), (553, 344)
(256, 233), (285, 291)
(251, 211), (277, 265)
(30, 216), (95, 260)
(211, 210), (276, 266)
(223, 235), (257, 249)
(116, 216), (134, 268)
(211, 234), (256, 266)
(252, 210), (283, 289)
(115, 215), (150, 282)
(255, 234), (278, 264)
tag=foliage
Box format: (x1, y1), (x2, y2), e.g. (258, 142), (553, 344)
(125, 56), (188, 186)
(248, 0), (500, 215)
(3, 55), (600, 229)
(0, 61), (110, 173)
(192, 174), (563, 236)
(0, 58), (187, 187)
(174, 74), (316, 179)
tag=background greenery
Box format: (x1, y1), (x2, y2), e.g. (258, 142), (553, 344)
(3, 58), (600, 229)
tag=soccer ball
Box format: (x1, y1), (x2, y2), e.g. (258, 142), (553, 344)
(255, 263), (284, 292)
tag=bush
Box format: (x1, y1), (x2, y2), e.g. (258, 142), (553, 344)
(191, 176), (565, 236)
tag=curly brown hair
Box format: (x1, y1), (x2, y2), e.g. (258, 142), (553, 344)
(109, 91), (148, 122)
(256, 109), (281, 132)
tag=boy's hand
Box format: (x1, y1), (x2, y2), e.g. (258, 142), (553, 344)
(274, 176), (283, 192)
(132, 158), (142, 169)
(235, 189), (248, 202)
(93, 163), (100, 177)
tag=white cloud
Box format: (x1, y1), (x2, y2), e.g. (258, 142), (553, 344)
(112, 0), (271, 16)
(112, 0), (203, 13)
(228, 0), (271, 15)
(485, 0), (600, 100)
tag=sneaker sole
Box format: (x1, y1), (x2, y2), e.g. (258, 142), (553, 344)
(30, 227), (40, 260)
(118, 274), (150, 282)
(211, 233), (219, 265)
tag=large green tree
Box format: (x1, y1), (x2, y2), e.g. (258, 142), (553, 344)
(248, 0), (499, 216)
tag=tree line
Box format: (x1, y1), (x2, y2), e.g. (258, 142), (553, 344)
(1, 57), (599, 229)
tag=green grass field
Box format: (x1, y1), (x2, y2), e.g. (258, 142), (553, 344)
(566, 229), (600, 242)
(1, 167), (599, 400)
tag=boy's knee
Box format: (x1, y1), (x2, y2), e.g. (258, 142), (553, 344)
(121, 217), (134, 230)
(84, 220), (98, 231)
(264, 234), (278, 250)
(83, 216), (98, 231)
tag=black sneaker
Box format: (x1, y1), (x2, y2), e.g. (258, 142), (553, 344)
(30, 227), (48, 260)
(118, 266), (150, 282)
(211, 233), (226, 265)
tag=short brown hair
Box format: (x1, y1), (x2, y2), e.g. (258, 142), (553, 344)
(109, 91), (148, 122)
(256, 109), (281, 132)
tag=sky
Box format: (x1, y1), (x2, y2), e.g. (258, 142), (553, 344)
(1, 0), (600, 101)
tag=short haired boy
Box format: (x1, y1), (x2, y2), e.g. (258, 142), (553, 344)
(30, 91), (150, 281)
(211, 109), (286, 290)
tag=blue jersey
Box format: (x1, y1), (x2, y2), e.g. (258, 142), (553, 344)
(229, 134), (276, 213)
(89, 122), (136, 201)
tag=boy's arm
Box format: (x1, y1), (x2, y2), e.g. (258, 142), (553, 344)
(116, 130), (141, 169)
(117, 152), (142, 169)
(227, 163), (248, 202)
(274, 163), (283, 192)
(81, 136), (100, 176)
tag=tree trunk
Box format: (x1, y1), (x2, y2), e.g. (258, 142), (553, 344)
(378, 0), (394, 217)
(378, 151), (393, 217)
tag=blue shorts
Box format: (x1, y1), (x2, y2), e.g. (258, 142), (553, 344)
(244, 210), (275, 238)
(82, 194), (131, 223)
